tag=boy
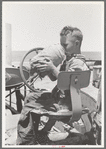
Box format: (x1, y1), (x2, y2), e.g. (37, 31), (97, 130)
(16, 25), (89, 145)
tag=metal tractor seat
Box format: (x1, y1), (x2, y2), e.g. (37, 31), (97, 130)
(31, 70), (91, 123)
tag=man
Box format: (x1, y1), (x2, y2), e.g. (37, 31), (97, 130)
(16, 25), (89, 145)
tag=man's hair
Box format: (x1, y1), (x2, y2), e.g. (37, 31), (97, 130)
(60, 25), (83, 47)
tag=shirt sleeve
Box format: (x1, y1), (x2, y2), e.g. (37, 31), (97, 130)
(67, 59), (89, 72)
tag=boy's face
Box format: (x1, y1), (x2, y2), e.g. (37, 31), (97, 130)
(60, 32), (77, 56)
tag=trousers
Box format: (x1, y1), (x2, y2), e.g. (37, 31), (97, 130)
(16, 87), (72, 145)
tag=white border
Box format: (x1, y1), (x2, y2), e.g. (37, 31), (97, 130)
(2, 1), (104, 148)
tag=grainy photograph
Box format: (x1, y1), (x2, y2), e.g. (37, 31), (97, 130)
(2, 1), (104, 148)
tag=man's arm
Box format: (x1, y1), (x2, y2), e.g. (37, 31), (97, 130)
(33, 58), (60, 81)
(48, 65), (60, 81)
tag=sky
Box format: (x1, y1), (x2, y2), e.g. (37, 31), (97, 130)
(3, 1), (104, 52)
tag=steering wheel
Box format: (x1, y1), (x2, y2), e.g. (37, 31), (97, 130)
(20, 48), (44, 92)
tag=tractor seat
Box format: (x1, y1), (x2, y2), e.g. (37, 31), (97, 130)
(31, 70), (91, 122)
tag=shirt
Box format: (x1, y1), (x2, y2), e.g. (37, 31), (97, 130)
(31, 44), (66, 67)
(58, 54), (89, 98)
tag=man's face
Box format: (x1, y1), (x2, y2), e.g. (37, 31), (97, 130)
(60, 32), (77, 56)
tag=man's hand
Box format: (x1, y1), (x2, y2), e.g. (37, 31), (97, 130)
(35, 58), (55, 73)
(30, 57), (59, 79)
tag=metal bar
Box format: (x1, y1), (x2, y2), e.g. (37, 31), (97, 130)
(6, 103), (19, 114)
(15, 90), (23, 113)
(10, 89), (11, 107)
(24, 85), (26, 97)
(6, 83), (25, 98)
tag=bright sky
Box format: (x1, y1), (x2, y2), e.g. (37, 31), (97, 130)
(3, 1), (104, 52)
